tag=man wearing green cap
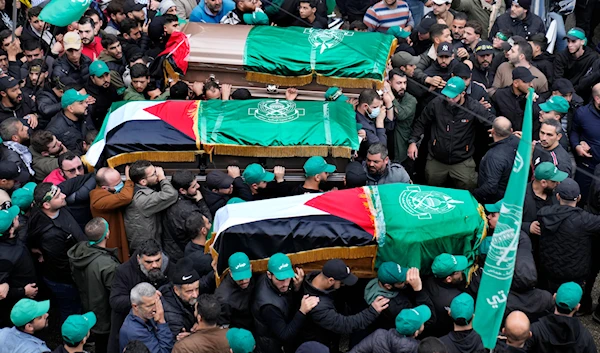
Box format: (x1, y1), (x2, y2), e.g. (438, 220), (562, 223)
(215, 252), (255, 330)
(252, 253), (318, 353)
(440, 293), (483, 353)
(0, 298), (50, 352)
(533, 119), (572, 177)
(423, 253), (469, 337)
(554, 27), (597, 97)
(288, 156), (336, 195)
(46, 88), (96, 156)
(521, 162), (565, 237)
(364, 261), (434, 330)
(408, 75), (494, 190)
(349, 305), (431, 353)
(85, 60), (121, 130)
(54, 312), (97, 353)
(525, 282), (596, 353)
(242, 163), (277, 200)
(226, 327), (255, 353)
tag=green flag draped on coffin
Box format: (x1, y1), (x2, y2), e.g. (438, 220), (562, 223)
(243, 26), (396, 88)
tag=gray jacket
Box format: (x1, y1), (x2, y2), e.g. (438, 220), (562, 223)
(124, 179), (178, 250)
(364, 162), (411, 185)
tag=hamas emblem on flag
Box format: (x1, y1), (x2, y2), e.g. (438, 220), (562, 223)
(249, 100), (305, 124)
(304, 28), (354, 54)
(484, 202), (521, 280)
(399, 186), (464, 220)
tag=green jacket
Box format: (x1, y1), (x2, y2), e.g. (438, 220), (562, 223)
(68, 242), (120, 334)
(392, 92), (417, 163)
(124, 85), (170, 101)
(29, 146), (59, 182)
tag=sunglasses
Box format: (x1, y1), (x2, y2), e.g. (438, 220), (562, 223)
(62, 164), (84, 174)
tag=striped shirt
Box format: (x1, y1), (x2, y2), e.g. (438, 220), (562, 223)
(363, 1), (414, 33)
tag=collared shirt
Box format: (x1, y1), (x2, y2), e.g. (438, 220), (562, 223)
(0, 326), (50, 353)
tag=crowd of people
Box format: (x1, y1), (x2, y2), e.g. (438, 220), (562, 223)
(0, 0), (598, 352)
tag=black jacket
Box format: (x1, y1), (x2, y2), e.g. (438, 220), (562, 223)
(84, 78), (121, 130)
(162, 194), (211, 263)
(159, 283), (196, 339)
(36, 88), (62, 124)
(488, 12), (545, 41)
(472, 61), (495, 89)
(410, 95), (494, 165)
(538, 205), (600, 282)
(20, 24), (51, 54)
(492, 87), (531, 132)
(440, 329), (484, 353)
(525, 314), (597, 353)
(554, 46), (598, 92)
(532, 143), (572, 176)
(422, 277), (464, 338)
(348, 328), (419, 353)
(0, 237), (37, 301)
(214, 273), (255, 331)
(51, 54), (92, 85)
(531, 51), (555, 85)
(521, 182), (557, 234)
(200, 176), (253, 218)
(0, 144), (32, 184)
(46, 111), (96, 156)
(299, 272), (379, 350)
(423, 59), (459, 83)
(0, 94), (37, 125)
(59, 173), (96, 231)
(27, 207), (86, 284)
(472, 135), (519, 204)
(587, 164), (600, 215)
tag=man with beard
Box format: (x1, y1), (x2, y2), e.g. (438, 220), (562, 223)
(162, 170), (211, 263)
(124, 64), (170, 101)
(0, 299), (51, 352)
(363, 0), (414, 33)
(408, 76), (494, 190)
(492, 67), (536, 133)
(46, 89), (96, 156)
(29, 130), (67, 182)
(28, 183), (86, 323)
(488, 0), (544, 41)
(119, 282), (174, 353)
(390, 53), (429, 100)
(119, 19), (150, 54)
(414, 24), (454, 89)
(0, 76), (38, 129)
(355, 89), (391, 159)
(109, 239), (174, 353)
(423, 42), (458, 90)
(125, 0), (146, 23)
(471, 40), (495, 88)
(363, 261), (435, 331)
(21, 60), (49, 104)
(79, 17), (104, 61)
(387, 69), (417, 165)
(106, 1), (126, 36)
(252, 253), (318, 353)
(533, 118), (572, 176)
(85, 61), (121, 130)
(423, 0), (454, 27)
(160, 259), (200, 341)
(124, 160), (178, 252)
(288, 156), (336, 195)
(422, 253), (469, 337)
(99, 35), (126, 89)
(200, 168), (252, 217)
(363, 144), (410, 185)
(19, 41), (54, 90)
(215, 252), (255, 331)
(522, 162), (565, 237)
(190, 0), (235, 23)
(0, 118), (33, 184)
(52, 31), (91, 86)
(450, 12), (467, 47)
(553, 28), (597, 97)
(461, 21), (482, 58)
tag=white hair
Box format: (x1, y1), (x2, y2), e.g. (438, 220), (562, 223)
(130, 282), (156, 305)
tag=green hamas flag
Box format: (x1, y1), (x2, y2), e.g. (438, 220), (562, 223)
(39, 0), (92, 27)
(372, 184), (486, 272)
(243, 26), (395, 88)
(473, 88), (534, 349)
(197, 99), (359, 158)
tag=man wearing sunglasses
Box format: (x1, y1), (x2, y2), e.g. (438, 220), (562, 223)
(43, 151), (85, 185)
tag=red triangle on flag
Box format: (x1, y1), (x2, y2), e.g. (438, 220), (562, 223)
(143, 101), (198, 140)
(305, 187), (375, 236)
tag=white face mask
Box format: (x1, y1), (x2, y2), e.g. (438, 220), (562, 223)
(368, 106), (381, 119)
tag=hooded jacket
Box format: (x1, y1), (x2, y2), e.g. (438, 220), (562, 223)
(29, 146), (59, 183)
(422, 276), (465, 337)
(525, 314), (597, 353)
(364, 162), (410, 185)
(531, 51), (555, 85)
(85, 76), (121, 130)
(68, 242), (120, 334)
(538, 205), (600, 281)
(348, 328), (419, 353)
(98, 50), (126, 88)
(440, 329), (484, 353)
(554, 46), (598, 91)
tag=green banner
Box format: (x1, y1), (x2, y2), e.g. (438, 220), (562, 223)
(243, 26), (395, 88)
(40, 0), (92, 27)
(372, 183), (486, 273)
(198, 99), (359, 157)
(473, 89), (534, 349)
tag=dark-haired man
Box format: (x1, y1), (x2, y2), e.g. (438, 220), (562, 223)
(79, 17), (104, 61)
(387, 69), (416, 164)
(292, 0), (327, 28)
(98, 34), (126, 89)
(553, 28), (597, 97)
(52, 31), (92, 85)
(85, 60), (121, 130)
(124, 63), (170, 101)
(29, 130), (67, 182)
(488, 0), (545, 41)
(0, 76), (39, 128)
(440, 293), (483, 353)
(22, 60), (49, 103)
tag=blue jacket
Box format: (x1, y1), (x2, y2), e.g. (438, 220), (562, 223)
(571, 102), (600, 167)
(119, 311), (174, 353)
(189, 0), (235, 23)
(0, 326), (50, 353)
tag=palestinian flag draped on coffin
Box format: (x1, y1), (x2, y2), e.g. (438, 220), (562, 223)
(210, 183), (487, 277)
(84, 99), (359, 168)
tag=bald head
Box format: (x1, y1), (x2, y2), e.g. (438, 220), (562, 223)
(492, 116), (512, 139)
(96, 167), (121, 188)
(593, 83), (600, 99)
(503, 311), (531, 346)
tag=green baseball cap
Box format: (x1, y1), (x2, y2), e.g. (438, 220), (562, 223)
(61, 89), (89, 109)
(484, 199), (503, 213)
(534, 162), (568, 182)
(0, 205), (18, 235)
(324, 87), (349, 102)
(539, 95), (570, 114)
(62, 312), (97, 345)
(10, 299), (50, 326)
(377, 261), (407, 285)
(227, 328), (256, 353)
(564, 27), (586, 42)
(395, 305), (431, 335)
(267, 253), (295, 280)
(387, 27), (410, 39)
(11, 182), (36, 210)
(304, 156), (336, 176)
(450, 293), (474, 321)
(431, 253), (469, 278)
(441, 77), (466, 99)
(227, 197), (246, 205)
(243, 163), (274, 185)
(89, 60), (110, 77)
(555, 282), (583, 311)
(229, 252), (252, 281)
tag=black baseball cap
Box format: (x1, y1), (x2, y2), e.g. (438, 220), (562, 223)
(124, 0), (145, 13)
(345, 161), (367, 188)
(206, 171), (234, 190)
(556, 178), (580, 201)
(474, 40), (494, 55)
(416, 17), (436, 35)
(0, 161), (19, 180)
(452, 62), (472, 78)
(322, 259), (358, 286)
(512, 67), (536, 83)
(437, 42), (453, 56)
(171, 258), (200, 285)
(552, 78), (574, 95)
(0, 76), (18, 91)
